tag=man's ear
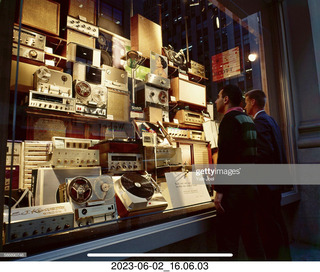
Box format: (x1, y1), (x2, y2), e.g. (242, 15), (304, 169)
(251, 98), (256, 106)
(223, 95), (229, 104)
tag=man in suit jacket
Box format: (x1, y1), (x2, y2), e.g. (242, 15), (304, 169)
(244, 89), (291, 260)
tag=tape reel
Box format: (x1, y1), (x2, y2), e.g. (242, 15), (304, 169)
(158, 90), (168, 104)
(36, 66), (52, 83)
(91, 86), (108, 107)
(67, 177), (93, 204)
(75, 80), (91, 103)
(163, 45), (186, 68)
(67, 175), (115, 204)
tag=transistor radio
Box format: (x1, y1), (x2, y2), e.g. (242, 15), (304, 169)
(33, 66), (73, 97)
(65, 175), (117, 226)
(29, 90), (76, 113)
(13, 25), (46, 50)
(67, 42), (101, 67)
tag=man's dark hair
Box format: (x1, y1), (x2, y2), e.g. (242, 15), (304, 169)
(221, 84), (243, 107)
(245, 89), (266, 108)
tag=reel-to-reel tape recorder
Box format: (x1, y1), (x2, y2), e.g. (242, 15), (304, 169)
(74, 80), (108, 116)
(65, 175), (117, 226)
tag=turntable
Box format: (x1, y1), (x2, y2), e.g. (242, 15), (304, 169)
(114, 172), (168, 217)
(65, 175), (117, 226)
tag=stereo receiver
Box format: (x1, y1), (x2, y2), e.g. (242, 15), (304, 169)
(174, 109), (204, 125)
(100, 153), (144, 173)
(29, 90), (76, 113)
(13, 25), (46, 50)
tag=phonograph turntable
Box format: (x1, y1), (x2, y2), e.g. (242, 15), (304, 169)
(114, 172), (168, 217)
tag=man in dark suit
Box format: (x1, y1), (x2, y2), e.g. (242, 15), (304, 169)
(244, 89), (291, 260)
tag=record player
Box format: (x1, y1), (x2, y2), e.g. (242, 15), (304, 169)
(114, 172), (168, 217)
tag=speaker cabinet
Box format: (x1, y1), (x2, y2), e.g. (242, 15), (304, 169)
(130, 14), (162, 57)
(107, 89), (130, 122)
(68, 0), (96, 25)
(170, 77), (206, 108)
(21, 0), (60, 36)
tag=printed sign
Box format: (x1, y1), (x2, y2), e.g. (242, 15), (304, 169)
(212, 46), (241, 81)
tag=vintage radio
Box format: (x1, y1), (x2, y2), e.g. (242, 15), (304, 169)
(114, 172), (168, 217)
(136, 83), (169, 110)
(170, 77), (206, 107)
(190, 60), (206, 78)
(67, 42), (101, 67)
(67, 15), (99, 38)
(189, 130), (205, 141)
(49, 136), (100, 168)
(74, 80), (108, 116)
(21, 0), (60, 36)
(73, 62), (103, 85)
(22, 140), (52, 189)
(102, 65), (128, 92)
(107, 88), (130, 122)
(3, 203), (74, 243)
(29, 90), (76, 113)
(100, 153), (144, 173)
(68, 0), (96, 25)
(145, 73), (170, 90)
(33, 66), (73, 97)
(65, 29), (96, 49)
(167, 127), (189, 139)
(65, 175), (117, 226)
(13, 26), (46, 50)
(12, 43), (44, 62)
(131, 14), (162, 57)
(32, 167), (101, 206)
(174, 110), (204, 125)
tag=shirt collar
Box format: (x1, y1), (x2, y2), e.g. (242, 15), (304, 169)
(225, 107), (244, 114)
(254, 110), (265, 119)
